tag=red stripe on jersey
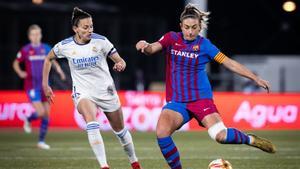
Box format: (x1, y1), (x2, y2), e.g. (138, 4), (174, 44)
(194, 56), (200, 100)
(187, 58), (193, 101)
(179, 57), (185, 102)
(166, 52), (172, 102)
(195, 37), (204, 100)
(173, 54), (178, 101)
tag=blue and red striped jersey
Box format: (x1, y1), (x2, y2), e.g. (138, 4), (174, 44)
(158, 31), (222, 102)
(16, 43), (51, 90)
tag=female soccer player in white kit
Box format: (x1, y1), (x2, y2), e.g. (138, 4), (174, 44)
(42, 7), (142, 169)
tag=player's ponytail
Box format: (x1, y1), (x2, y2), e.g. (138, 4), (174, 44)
(71, 7), (91, 27)
(180, 3), (210, 30)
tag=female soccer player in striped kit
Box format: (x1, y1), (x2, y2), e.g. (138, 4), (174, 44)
(136, 4), (276, 169)
(42, 7), (142, 169)
(13, 24), (66, 150)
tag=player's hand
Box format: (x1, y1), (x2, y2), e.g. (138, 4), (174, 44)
(43, 85), (55, 103)
(136, 40), (149, 53)
(113, 61), (126, 72)
(18, 71), (27, 79)
(255, 78), (270, 93)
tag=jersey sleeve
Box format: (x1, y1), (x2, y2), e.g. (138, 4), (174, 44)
(158, 32), (174, 49)
(53, 42), (65, 58)
(16, 48), (25, 62)
(201, 38), (226, 64)
(102, 37), (117, 58)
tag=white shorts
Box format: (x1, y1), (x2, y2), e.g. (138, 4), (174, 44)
(72, 90), (121, 112)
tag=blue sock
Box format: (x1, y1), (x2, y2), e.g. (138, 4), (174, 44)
(39, 117), (49, 142)
(157, 136), (182, 169)
(27, 112), (39, 122)
(223, 128), (250, 144)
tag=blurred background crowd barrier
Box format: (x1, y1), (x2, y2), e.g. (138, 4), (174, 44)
(1, 91), (299, 130)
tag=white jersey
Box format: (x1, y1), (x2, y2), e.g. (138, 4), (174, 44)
(53, 33), (117, 97)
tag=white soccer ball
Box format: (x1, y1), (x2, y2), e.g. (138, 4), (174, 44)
(208, 159), (233, 169)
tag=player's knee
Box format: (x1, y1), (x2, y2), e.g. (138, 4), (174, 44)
(156, 125), (172, 138)
(36, 109), (46, 117)
(208, 122), (227, 143)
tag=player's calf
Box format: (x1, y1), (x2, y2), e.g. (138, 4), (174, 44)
(208, 122), (250, 144)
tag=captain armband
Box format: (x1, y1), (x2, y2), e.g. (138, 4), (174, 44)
(214, 52), (227, 64)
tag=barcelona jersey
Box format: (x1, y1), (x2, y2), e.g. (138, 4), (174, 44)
(16, 43), (51, 90)
(158, 31), (225, 102)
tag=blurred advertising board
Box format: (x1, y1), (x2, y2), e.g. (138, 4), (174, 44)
(0, 91), (299, 131)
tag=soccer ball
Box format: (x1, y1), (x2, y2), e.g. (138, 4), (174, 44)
(208, 159), (232, 169)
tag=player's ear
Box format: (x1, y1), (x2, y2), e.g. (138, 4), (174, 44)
(72, 26), (77, 33)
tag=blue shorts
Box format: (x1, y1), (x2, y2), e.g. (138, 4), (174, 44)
(162, 101), (191, 125)
(26, 89), (47, 102)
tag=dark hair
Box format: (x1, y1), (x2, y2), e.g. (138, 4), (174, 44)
(180, 3), (209, 30)
(71, 7), (91, 27)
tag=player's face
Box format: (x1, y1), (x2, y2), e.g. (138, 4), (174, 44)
(74, 17), (94, 43)
(180, 18), (201, 41)
(28, 28), (42, 45)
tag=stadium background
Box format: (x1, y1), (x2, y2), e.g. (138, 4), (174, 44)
(0, 0), (299, 169)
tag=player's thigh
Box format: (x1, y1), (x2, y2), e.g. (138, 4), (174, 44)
(104, 107), (124, 131)
(156, 109), (185, 137)
(27, 89), (45, 116)
(31, 101), (46, 116)
(187, 99), (221, 127)
(42, 102), (50, 117)
(77, 98), (98, 123)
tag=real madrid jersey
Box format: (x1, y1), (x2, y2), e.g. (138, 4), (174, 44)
(53, 33), (117, 95)
(158, 31), (225, 102)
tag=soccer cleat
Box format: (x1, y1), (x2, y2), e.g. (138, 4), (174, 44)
(101, 167), (109, 169)
(247, 134), (276, 153)
(131, 161), (143, 169)
(37, 142), (51, 150)
(23, 118), (32, 133)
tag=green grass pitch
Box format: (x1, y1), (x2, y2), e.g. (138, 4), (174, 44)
(0, 129), (299, 169)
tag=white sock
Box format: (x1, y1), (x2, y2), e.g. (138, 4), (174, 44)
(86, 121), (108, 168)
(114, 128), (138, 163)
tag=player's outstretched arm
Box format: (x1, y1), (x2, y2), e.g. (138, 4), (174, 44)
(52, 60), (66, 80)
(110, 52), (126, 72)
(136, 41), (162, 55)
(42, 49), (56, 103)
(222, 57), (270, 93)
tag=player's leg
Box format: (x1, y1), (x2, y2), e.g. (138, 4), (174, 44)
(156, 102), (191, 169)
(77, 98), (109, 169)
(23, 89), (44, 133)
(201, 112), (250, 144)
(191, 99), (276, 153)
(105, 107), (142, 169)
(201, 113), (276, 153)
(36, 101), (51, 149)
